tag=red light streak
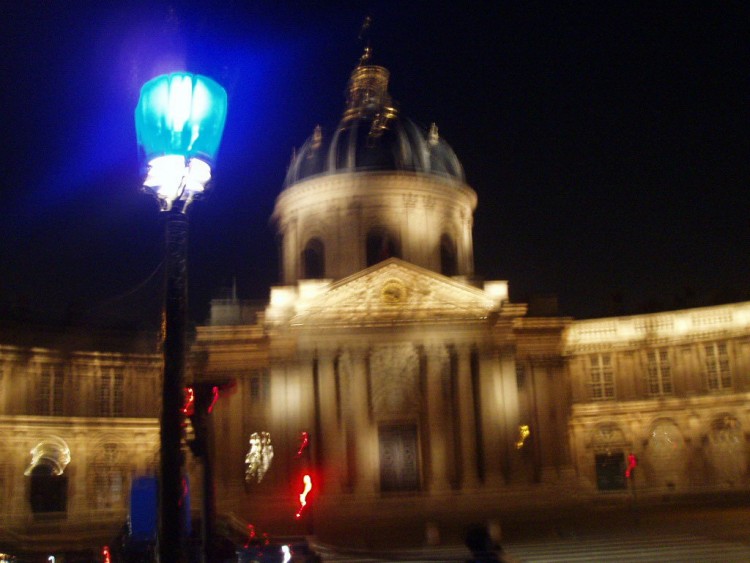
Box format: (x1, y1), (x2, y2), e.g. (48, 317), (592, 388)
(207, 386), (220, 413)
(295, 474), (312, 519)
(296, 431), (309, 457)
(182, 387), (195, 416)
(178, 477), (188, 507)
(625, 453), (638, 478)
(102, 546), (111, 563)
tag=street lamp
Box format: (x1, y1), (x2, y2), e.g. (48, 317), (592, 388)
(136, 72), (227, 563)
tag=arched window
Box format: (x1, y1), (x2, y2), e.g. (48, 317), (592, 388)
(26, 436), (71, 514)
(366, 228), (400, 267)
(301, 238), (325, 279)
(646, 419), (687, 488)
(30, 464), (68, 514)
(440, 234), (457, 276)
(708, 415), (746, 485)
(89, 442), (126, 509)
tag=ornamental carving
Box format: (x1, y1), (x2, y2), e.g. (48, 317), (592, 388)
(591, 423), (627, 450)
(369, 343), (420, 417)
(289, 259), (495, 327)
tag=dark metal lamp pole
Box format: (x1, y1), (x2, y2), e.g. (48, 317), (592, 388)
(160, 207), (189, 562)
(135, 72), (227, 563)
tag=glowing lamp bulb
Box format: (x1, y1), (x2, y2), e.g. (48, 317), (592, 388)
(135, 72), (227, 209)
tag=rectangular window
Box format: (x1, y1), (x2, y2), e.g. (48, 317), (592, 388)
(705, 342), (732, 391)
(97, 366), (124, 416)
(37, 364), (65, 416)
(647, 349), (673, 396)
(590, 354), (615, 400)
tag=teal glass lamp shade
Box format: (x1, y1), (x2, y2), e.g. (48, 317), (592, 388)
(135, 73), (227, 207)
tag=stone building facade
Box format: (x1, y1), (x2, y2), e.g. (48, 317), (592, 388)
(565, 303), (750, 494)
(0, 333), (162, 553)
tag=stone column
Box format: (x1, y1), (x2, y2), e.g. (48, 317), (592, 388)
(461, 215), (474, 275)
(342, 198), (363, 277)
(350, 350), (376, 495)
(317, 352), (343, 495)
(401, 193), (417, 265)
(499, 351), (520, 480)
(281, 216), (298, 284)
(70, 434), (87, 516)
(456, 346), (480, 488)
(425, 345), (450, 492)
(478, 349), (504, 487)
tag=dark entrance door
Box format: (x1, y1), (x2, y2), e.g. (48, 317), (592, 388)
(595, 452), (626, 490)
(379, 424), (419, 492)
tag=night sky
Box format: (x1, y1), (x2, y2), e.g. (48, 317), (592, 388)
(1, 2), (748, 328)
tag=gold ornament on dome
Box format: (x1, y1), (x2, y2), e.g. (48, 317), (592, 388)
(381, 278), (407, 304)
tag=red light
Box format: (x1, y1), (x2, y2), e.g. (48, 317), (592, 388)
(182, 387), (195, 416)
(102, 546), (111, 563)
(243, 524), (257, 548)
(178, 477), (188, 507)
(295, 474), (313, 519)
(296, 431), (309, 457)
(207, 385), (220, 413)
(625, 453), (638, 478)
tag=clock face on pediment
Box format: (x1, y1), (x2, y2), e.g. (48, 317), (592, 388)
(380, 278), (408, 304)
(289, 258), (496, 327)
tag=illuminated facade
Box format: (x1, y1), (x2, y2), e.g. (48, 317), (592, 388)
(0, 336), (162, 553)
(1, 48), (750, 553)
(565, 303), (750, 493)
(193, 51), (750, 540)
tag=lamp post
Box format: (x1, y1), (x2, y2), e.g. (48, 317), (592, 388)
(136, 72), (227, 563)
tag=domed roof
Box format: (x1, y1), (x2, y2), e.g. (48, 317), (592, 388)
(283, 49), (465, 188)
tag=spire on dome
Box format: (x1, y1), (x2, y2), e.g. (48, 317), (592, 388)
(359, 45), (373, 66)
(343, 19), (398, 128)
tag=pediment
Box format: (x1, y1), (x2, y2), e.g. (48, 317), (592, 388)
(288, 258), (497, 327)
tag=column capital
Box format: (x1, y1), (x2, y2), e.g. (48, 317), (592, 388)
(422, 342), (449, 361)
